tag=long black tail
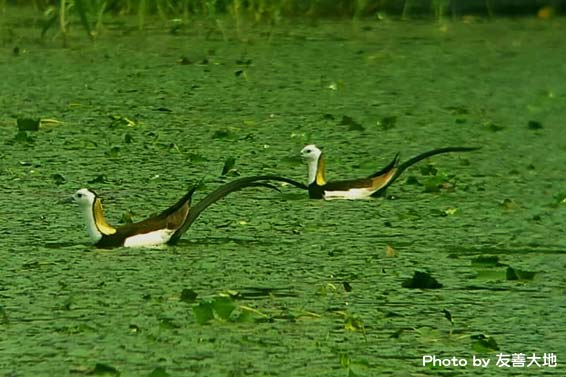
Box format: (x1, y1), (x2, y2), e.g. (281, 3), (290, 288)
(372, 146), (479, 197)
(168, 175), (307, 245)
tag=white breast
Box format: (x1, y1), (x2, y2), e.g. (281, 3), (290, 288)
(323, 188), (373, 200)
(123, 229), (175, 248)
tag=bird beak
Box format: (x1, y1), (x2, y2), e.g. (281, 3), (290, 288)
(60, 196), (75, 204)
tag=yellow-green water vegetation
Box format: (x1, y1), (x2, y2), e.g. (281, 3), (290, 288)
(1, 7), (566, 377)
(7, 0), (548, 42)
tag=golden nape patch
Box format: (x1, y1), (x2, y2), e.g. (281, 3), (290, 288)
(371, 167), (397, 190)
(93, 199), (117, 235)
(316, 156), (327, 186)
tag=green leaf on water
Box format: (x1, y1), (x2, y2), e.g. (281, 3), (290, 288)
(344, 313), (365, 332)
(212, 296), (237, 320)
(421, 173), (450, 193)
(109, 115), (135, 127)
(482, 119), (504, 132)
(41, 7), (58, 38)
(186, 153), (207, 162)
(192, 301), (214, 325)
(180, 288), (198, 303)
(551, 192), (566, 207)
(506, 266), (536, 281)
(471, 256), (504, 267)
(402, 271), (443, 289)
(147, 367), (170, 377)
(376, 115), (397, 130)
(339, 115), (364, 131)
(471, 334), (499, 352)
(74, 0), (94, 40)
(88, 175), (107, 184)
(17, 118), (40, 131)
(443, 309), (453, 324)
(419, 164), (438, 176)
(212, 128), (237, 139)
(51, 173), (67, 185)
(106, 146), (121, 158)
(500, 198), (518, 210)
(158, 317), (180, 330)
(12, 131), (34, 144)
(221, 157), (236, 176)
(527, 120), (543, 130)
(87, 363), (120, 376)
(0, 305), (9, 324)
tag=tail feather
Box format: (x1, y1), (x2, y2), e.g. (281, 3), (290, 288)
(168, 175), (306, 245)
(371, 146), (479, 197)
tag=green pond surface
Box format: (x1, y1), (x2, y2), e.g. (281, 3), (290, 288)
(1, 9), (565, 376)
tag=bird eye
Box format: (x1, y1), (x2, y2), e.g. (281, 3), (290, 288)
(305, 149), (311, 153)
(77, 193), (83, 198)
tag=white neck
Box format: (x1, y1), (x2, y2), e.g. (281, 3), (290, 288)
(79, 204), (103, 243)
(306, 156), (319, 185)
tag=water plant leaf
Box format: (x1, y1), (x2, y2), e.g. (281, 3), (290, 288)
(178, 56), (193, 65)
(527, 120), (543, 130)
(180, 288), (198, 303)
(17, 118), (40, 131)
(88, 175), (107, 184)
(74, 0), (94, 40)
(51, 173), (67, 186)
(377, 115), (397, 130)
(344, 314), (365, 332)
(506, 267), (536, 281)
(86, 363), (120, 376)
(154, 107), (172, 112)
(471, 334), (499, 352)
(0, 305), (9, 324)
(443, 309), (453, 324)
(212, 296), (237, 320)
(384, 244), (398, 257)
(421, 173), (450, 193)
(474, 269), (507, 281)
(106, 146), (121, 158)
(550, 192), (566, 207)
(471, 256), (504, 267)
(41, 7), (58, 38)
(148, 367), (170, 377)
(158, 318), (180, 330)
(482, 119), (504, 132)
(500, 198), (518, 210)
(221, 157), (236, 176)
(419, 164), (438, 176)
(109, 115), (135, 127)
(186, 153), (207, 162)
(339, 115), (364, 131)
(192, 301), (214, 325)
(402, 271), (443, 289)
(212, 129), (237, 139)
(12, 131), (35, 144)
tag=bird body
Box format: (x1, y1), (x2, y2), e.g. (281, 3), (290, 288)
(300, 144), (478, 200)
(70, 175), (307, 248)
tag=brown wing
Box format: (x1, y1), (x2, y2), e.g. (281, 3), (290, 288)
(95, 187), (195, 248)
(321, 154), (399, 193)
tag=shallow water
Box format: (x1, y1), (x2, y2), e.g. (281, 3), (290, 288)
(1, 10), (565, 376)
